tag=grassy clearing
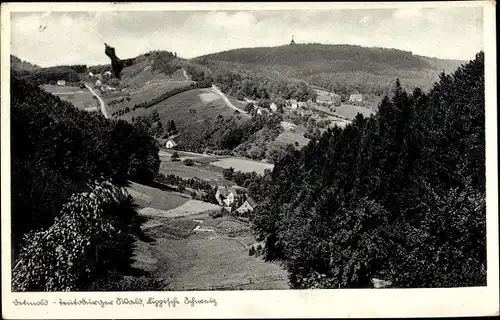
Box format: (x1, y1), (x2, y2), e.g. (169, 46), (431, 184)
(139, 200), (221, 218)
(160, 235), (289, 290)
(119, 88), (243, 137)
(159, 159), (230, 185)
(274, 131), (311, 148)
(127, 181), (189, 211)
(210, 158), (274, 175)
(333, 104), (376, 120)
(42, 85), (97, 110)
(105, 81), (191, 113)
(129, 195), (289, 290)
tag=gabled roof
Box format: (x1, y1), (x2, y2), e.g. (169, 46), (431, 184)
(246, 196), (258, 208)
(218, 187), (239, 198)
(288, 99), (298, 104)
(166, 139), (177, 146)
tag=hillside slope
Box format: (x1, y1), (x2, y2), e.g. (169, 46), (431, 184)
(194, 43), (466, 96)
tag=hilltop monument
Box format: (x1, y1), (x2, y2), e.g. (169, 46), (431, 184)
(290, 35), (296, 45)
(104, 43), (124, 79)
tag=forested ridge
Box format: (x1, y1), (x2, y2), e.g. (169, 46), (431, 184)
(196, 43), (465, 102)
(11, 73), (160, 290)
(251, 52), (486, 288)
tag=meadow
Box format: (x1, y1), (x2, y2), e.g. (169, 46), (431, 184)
(131, 212), (289, 291)
(41, 84), (97, 111)
(125, 179), (290, 291)
(119, 88), (240, 137)
(210, 158), (274, 174)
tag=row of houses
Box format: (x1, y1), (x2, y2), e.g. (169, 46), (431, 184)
(88, 71), (113, 81)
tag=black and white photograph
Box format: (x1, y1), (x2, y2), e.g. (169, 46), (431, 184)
(1, 1), (498, 318)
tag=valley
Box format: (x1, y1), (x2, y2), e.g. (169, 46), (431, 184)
(126, 179), (289, 290)
(10, 38), (485, 293)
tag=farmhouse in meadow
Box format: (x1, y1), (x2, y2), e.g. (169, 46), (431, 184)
(165, 139), (178, 149)
(236, 196), (258, 215)
(57, 80), (66, 86)
(349, 93), (363, 103)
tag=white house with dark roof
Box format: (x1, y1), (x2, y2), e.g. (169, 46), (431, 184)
(288, 99), (298, 109)
(165, 139), (177, 149)
(236, 196), (258, 214)
(270, 102), (278, 112)
(215, 186), (247, 207)
(349, 94), (363, 103)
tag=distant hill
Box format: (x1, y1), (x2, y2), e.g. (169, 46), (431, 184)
(193, 43), (467, 100)
(195, 43), (464, 77)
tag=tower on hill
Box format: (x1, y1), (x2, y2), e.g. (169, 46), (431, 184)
(290, 35), (296, 45)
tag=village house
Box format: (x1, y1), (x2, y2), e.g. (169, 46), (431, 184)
(165, 139), (177, 149)
(298, 101), (307, 108)
(215, 187), (242, 207)
(270, 102), (277, 112)
(95, 79), (102, 87)
(288, 99), (298, 109)
(317, 93), (342, 106)
(349, 94), (363, 103)
(57, 80), (66, 86)
(236, 196), (258, 215)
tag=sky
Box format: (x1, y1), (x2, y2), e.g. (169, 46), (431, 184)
(10, 7), (484, 67)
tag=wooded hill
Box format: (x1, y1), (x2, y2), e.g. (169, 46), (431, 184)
(250, 52), (485, 288)
(195, 43), (465, 99)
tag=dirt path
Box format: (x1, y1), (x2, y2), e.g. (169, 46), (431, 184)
(211, 85), (250, 118)
(84, 83), (109, 118)
(182, 68), (190, 81)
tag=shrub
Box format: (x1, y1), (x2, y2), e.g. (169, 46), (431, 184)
(171, 152), (180, 162)
(183, 159), (194, 166)
(12, 180), (134, 292)
(249, 247), (256, 256)
(209, 209), (224, 219)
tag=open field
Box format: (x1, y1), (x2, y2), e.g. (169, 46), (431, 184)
(139, 200), (221, 218)
(125, 179), (289, 291)
(131, 211), (290, 290)
(275, 131), (311, 148)
(159, 158), (231, 185)
(41, 84), (97, 111)
(210, 158), (274, 174)
(105, 80), (191, 113)
(333, 104), (376, 120)
(120, 88), (243, 136)
(127, 181), (190, 211)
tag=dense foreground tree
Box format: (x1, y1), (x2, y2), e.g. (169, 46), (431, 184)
(252, 52), (486, 288)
